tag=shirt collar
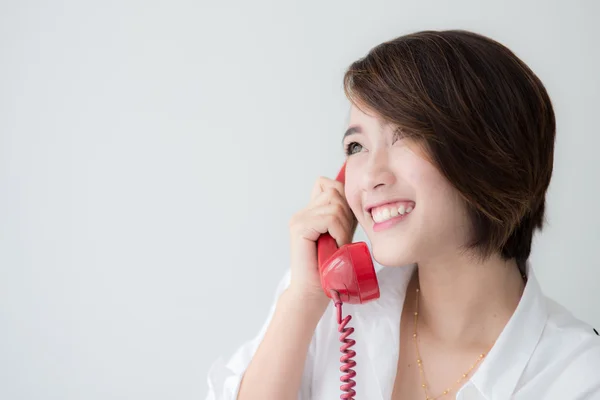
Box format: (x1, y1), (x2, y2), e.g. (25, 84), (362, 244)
(354, 262), (549, 400)
(465, 261), (549, 399)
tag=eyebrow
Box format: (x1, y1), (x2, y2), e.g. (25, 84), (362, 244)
(342, 126), (362, 144)
(342, 120), (396, 145)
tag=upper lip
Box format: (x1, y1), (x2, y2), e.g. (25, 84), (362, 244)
(364, 199), (414, 214)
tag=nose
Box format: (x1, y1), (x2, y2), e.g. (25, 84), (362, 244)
(362, 151), (396, 191)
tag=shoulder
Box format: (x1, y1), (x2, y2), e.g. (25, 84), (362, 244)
(522, 296), (600, 397)
(541, 296), (600, 356)
(544, 297), (600, 367)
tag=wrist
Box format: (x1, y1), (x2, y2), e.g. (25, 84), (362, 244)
(280, 286), (330, 321)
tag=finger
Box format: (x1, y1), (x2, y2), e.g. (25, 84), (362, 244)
(324, 214), (353, 247)
(308, 204), (354, 239)
(307, 190), (351, 229)
(309, 188), (356, 225)
(297, 213), (350, 247)
(310, 176), (345, 201)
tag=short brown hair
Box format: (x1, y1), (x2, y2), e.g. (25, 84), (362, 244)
(343, 30), (556, 272)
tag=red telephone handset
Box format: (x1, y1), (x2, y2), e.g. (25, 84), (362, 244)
(316, 162), (380, 399)
(317, 162), (380, 304)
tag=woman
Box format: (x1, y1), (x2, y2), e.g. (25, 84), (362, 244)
(205, 30), (600, 400)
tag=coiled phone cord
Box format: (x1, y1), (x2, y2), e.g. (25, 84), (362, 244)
(331, 290), (357, 400)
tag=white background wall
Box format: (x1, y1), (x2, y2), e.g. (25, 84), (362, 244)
(1, 1), (598, 399)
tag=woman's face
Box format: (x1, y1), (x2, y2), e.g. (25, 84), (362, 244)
(343, 104), (472, 267)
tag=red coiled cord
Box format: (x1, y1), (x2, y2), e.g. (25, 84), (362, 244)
(331, 291), (357, 400)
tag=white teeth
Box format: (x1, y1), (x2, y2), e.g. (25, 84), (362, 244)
(373, 213), (380, 223)
(371, 203), (414, 223)
(382, 208), (391, 220)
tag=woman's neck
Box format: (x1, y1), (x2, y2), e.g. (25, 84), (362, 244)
(407, 253), (526, 348)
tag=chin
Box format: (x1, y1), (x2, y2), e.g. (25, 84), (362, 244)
(371, 242), (417, 268)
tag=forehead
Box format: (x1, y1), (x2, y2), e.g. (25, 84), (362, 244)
(347, 103), (395, 135)
(349, 103), (380, 124)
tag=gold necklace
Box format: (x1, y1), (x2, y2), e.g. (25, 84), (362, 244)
(413, 287), (486, 400)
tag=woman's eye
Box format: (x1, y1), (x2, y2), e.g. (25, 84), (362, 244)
(345, 142), (363, 155)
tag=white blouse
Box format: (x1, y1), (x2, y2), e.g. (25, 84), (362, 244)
(205, 264), (600, 399)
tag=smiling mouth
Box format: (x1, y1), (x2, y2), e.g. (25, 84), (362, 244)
(369, 201), (416, 223)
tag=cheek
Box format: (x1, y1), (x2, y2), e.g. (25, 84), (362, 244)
(344, 182), (362, 217)
(399, 158), (434, 196)
(394, 144), (430, 186)
(344, 161), (368, 219)
(407, 159), (466, 227)
(418, 174), (471, 242)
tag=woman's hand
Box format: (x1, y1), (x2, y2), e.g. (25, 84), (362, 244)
(287, 176), (358, 308)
